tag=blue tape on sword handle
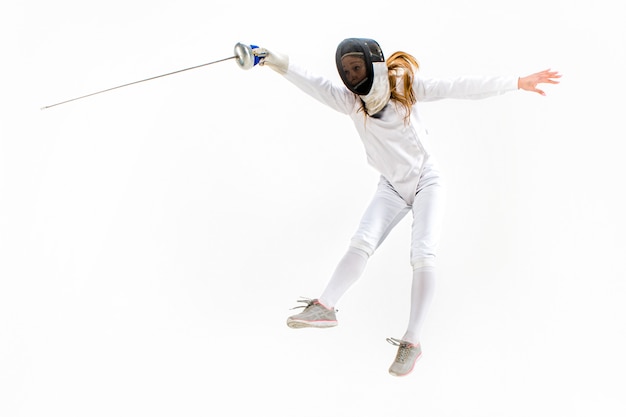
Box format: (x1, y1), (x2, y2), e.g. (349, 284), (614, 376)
(250, 45), (262, 66)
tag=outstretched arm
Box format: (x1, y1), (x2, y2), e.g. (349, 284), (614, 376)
(256, 46), (356, 114)
(518, 69), (561, 96)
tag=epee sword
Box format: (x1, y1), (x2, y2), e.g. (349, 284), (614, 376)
(41, 42), (265, 110)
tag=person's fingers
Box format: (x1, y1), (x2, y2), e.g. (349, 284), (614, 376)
(540, 70), (562, 84)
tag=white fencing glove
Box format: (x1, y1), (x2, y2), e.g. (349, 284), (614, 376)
(255, 47), (289, 75)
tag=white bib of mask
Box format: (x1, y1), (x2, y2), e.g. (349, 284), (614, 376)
(361, 62), (390, 115)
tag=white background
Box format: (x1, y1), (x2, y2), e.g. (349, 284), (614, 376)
(2, 1), (625, 416)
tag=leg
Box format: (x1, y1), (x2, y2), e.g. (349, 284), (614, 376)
(402, 266), (436, 344)
(286, 247), (369, 328)
(320, 176), (410, 309)
(404, 164), (446, 343)
(388, 164), (446, 376)
(287, 177), (410, 329)
(318, 246), (369, 309)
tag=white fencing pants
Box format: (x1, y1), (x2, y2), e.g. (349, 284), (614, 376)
(350, 162), (446, 269)
(319, 161), (446, 330)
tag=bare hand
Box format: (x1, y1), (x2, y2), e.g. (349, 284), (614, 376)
(518, 69), (561, 96)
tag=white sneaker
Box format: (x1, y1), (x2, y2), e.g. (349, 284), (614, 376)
(387, 337), (422, 376)
(286, 298), (338, 329)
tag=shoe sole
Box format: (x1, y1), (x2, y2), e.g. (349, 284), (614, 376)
(286, 319), (338, 329)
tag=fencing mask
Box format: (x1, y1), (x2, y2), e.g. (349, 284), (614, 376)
(336, 38), (390, 115)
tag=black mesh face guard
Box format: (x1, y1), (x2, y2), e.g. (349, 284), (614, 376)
(336, 38), (385, 95)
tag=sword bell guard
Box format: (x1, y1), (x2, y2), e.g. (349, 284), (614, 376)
(234, 43), (265, 70)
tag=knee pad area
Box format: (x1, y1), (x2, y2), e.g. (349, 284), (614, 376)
(411, 257), (436, 271)
(347, 242), (373, 259)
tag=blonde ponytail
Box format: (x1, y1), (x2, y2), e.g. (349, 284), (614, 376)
(387, 51), (419, 122)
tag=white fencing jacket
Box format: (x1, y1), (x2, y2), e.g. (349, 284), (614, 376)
(283, 62), (518, 205)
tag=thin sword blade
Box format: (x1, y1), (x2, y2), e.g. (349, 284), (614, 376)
(41, 55), (236, 110)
